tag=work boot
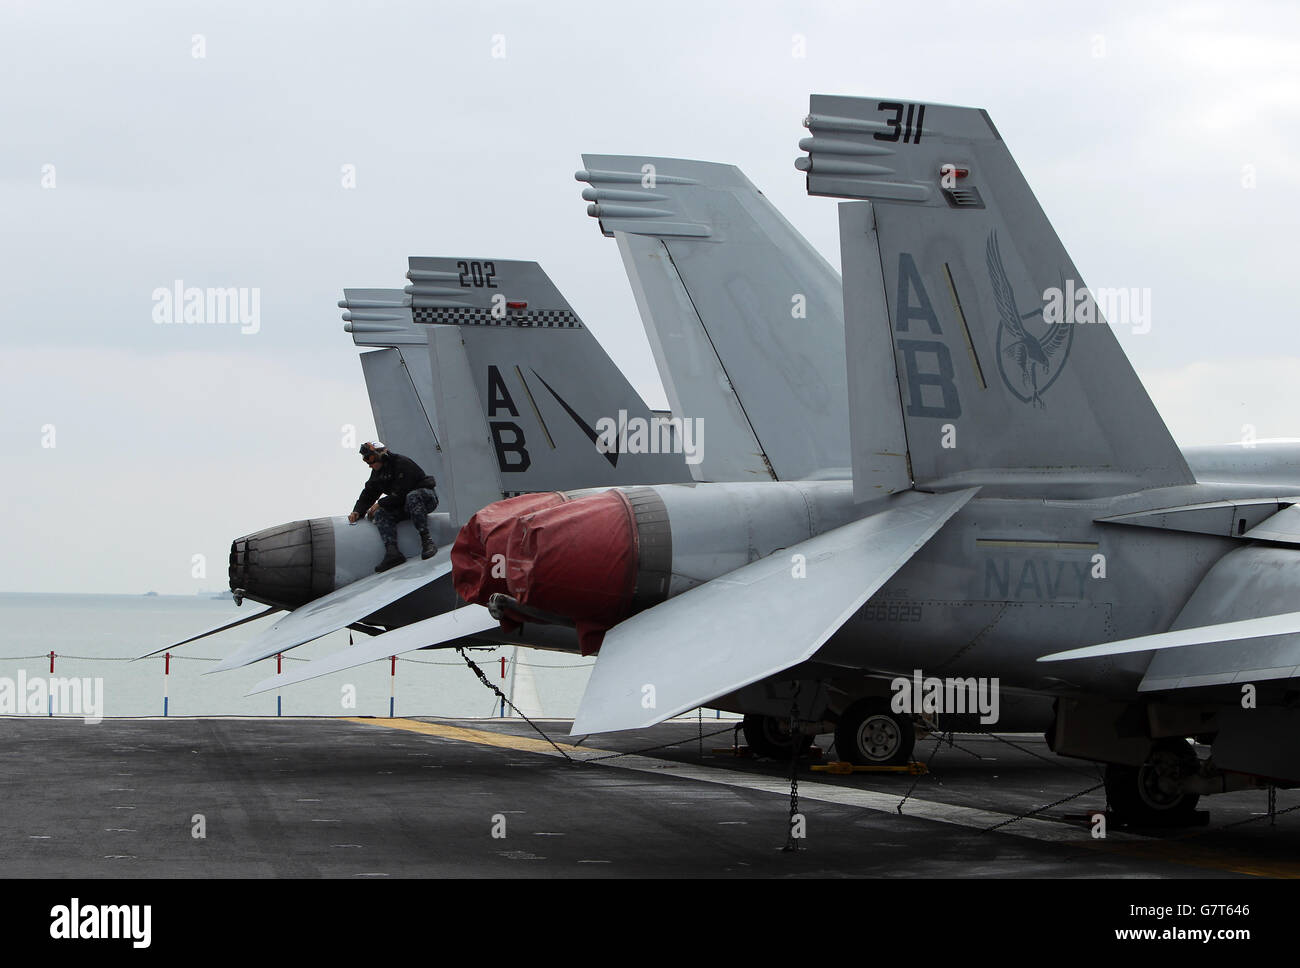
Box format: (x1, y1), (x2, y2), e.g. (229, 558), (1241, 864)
(419, 534), (438, 560)
(375, 543), (405, 573)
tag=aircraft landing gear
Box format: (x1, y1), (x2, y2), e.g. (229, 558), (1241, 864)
(741, 714), (814, 760)
(1104, 738), (1201, 826)
(835, 698), (916, 766)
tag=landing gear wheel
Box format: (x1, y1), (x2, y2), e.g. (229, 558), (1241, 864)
(1104, 738), (1201, 826)
(835, 699), (915, 766)
(742, 714), (813, 760)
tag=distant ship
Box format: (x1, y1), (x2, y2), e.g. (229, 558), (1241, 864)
(143, 591), (159, 597)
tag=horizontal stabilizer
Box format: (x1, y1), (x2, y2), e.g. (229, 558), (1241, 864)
(208, 553), (452, 673)
(571, 487), (978, 735)
(136, 606), (280, 660)
(246, 605), (498, 695)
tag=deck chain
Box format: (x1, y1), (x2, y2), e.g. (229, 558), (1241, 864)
(456, 648), (574, 762)
(898, 728), (952, 814)
(783, 688), (802, 852)
(981, 782), (1106, 833)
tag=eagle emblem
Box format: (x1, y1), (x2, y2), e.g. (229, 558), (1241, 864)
(988, 231), (1073, 408)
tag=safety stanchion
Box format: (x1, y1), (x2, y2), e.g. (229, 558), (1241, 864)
(48, 651), (55, 716)
(499, 654), (507, 717)
(389, 655), (396, 718)
(276, 652), (282, 717)
(163, 652), (170, 717)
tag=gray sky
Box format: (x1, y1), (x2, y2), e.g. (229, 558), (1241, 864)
(2, 0), (1297, 594)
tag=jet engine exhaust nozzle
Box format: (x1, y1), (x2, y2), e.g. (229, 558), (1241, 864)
(228, 518), (336, 609)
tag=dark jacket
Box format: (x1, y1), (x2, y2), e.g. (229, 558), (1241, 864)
(353, 452), (437, 516)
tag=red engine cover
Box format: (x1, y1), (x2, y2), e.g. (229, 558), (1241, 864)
(451, 492), (567, 605)
(505, 490), (639, 653)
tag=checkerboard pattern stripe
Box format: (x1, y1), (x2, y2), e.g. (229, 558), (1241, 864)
(412, 307), (582, 328)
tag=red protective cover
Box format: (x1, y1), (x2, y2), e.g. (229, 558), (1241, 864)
(451, 492), (567, 605)
(505, 490), (638, 653)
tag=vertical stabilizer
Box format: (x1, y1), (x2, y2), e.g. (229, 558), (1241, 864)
(799, 96), (1193, 498)
(577, 156), (853, 483)
(407, 257), (692, 502)
(342, 288), (445, 482)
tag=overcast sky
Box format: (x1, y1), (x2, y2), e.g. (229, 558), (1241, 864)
(2, 0), (1297, 594)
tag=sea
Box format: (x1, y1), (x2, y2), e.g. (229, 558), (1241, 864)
(0, 592), (606, 722)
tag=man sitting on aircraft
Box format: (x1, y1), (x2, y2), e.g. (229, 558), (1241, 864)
(348, 441), (439, 572)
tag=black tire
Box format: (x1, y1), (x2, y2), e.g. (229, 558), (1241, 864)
(1104, 739), (1201, 826)
(835, 699), (915, 766)
(742, 714), (813, 760)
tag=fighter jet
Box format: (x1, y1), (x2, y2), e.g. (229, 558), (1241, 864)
(174, 97), (1300, 827)
(209, 161), (1038, 762)
(572, 150), (1300, 782)
(269, 95), (1300, 827)
(146, 258), (692, 668)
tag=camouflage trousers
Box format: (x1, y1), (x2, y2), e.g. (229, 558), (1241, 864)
(374, 488), (438, 545)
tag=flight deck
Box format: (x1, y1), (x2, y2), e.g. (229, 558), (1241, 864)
(3, 717), (1297, 878)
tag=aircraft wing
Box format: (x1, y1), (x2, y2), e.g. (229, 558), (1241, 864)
(209, 553), (452, 673)
(1040, 545), (1300, 691)
(570, 487), (979, 735)
(136, 606), (280, 659)
(1039, 612), (1300, 693)
(1244, 503), (1300, 543)
(245, 604), (499, 694)
(1039, 610), (1300, 663)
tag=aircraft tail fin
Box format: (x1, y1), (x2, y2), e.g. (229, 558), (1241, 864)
(341, 288), (445, 485)
(577, 156), (849, 483)
(800, 96), (1193, 498)
(405, 258), (690, 519)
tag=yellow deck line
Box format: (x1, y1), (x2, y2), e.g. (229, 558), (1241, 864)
(343, 717), (593, 755)
(1082, 838), (1300, 879)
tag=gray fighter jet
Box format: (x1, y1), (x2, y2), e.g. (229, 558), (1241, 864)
(569, 152), (1300, 779)
(146, 258), (692, 668)
(281, 96), (1300, 827)
(176, 97), (1300, 827)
